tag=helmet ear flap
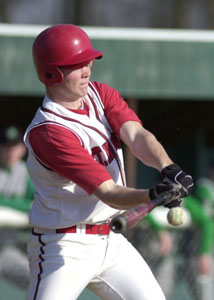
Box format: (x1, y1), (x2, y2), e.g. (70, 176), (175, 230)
(38, 66), (64, 86)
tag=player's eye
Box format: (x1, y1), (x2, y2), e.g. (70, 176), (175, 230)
(87, 60), (94, 70)
(60, 60), (94, 72)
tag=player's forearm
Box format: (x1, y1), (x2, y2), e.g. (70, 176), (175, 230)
(93, 179), (150, 209)
(120, 122), (172, 171)
(130, 130), (172, 171)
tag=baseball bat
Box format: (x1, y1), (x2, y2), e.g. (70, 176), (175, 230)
(110, 193), (172, 233)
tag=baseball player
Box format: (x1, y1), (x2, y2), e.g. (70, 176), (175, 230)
(24, 24), (193, 300)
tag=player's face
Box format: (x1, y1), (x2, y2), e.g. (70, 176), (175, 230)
(60, 61), (93, 100)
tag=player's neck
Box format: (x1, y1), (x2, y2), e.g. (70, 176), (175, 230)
(55, 97), (83, 110)
(46, 90), (83, 110)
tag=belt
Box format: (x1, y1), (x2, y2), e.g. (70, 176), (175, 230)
(32, 223), (110, 235)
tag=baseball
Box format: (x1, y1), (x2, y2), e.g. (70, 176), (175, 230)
(167, 207), (184, 226)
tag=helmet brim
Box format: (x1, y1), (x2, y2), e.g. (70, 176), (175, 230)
(53, 48), (103, 67)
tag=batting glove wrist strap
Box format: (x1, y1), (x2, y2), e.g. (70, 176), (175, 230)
(164, 198), (182, 208)
(160, 163), (194, 197)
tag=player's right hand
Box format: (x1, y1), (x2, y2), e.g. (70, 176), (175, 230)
(160, 163), (193, 197)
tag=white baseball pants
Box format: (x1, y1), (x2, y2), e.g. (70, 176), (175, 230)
(27, 230), (166, 300)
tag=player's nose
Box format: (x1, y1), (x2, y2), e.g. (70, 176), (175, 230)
(81, 65), (91, 77)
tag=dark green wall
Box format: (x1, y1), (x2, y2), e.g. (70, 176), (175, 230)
(1, 26), (214, 99)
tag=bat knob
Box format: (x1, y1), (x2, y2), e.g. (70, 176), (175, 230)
(110, 215), (128, 233)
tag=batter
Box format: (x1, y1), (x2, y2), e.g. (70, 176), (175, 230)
(24, 24), (193, 300)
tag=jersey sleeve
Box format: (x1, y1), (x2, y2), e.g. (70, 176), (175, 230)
(92, 82), (142, 137)
(29, 124), (112, 195)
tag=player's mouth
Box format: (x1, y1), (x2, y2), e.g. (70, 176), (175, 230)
(80, 81), (89, 87)
(80, 83), (89, 91)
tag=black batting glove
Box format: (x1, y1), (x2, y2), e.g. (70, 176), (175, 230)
(149, 182), (182, 207)
(160, 163), (193, 198)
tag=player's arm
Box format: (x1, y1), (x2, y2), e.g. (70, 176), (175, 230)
(29, 124), (112, 194)
(120, 121), (173, 171)
(119, 121), (193, 205)
(93, 179), (150, 209)
(94, 83), (193, 205)
(94, 83), (172, 171)
(95, 82), (184, 174)
(29, 124), (176, 209)
(93, 178), (180, 210)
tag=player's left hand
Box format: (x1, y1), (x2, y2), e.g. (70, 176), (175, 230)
(160, 163), (193, 197)
(149, 182), (182, 206)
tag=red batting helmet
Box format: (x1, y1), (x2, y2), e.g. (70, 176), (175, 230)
(32, 24), (103, 86)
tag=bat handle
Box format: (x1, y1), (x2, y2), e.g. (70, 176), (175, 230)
(151, 192), (172, 206)
(110, 192), (173, 234)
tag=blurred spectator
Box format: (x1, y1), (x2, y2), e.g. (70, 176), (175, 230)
(183, 177), (214, 300)
(185, 178), (214, 273)
(0, 125), (34, 289)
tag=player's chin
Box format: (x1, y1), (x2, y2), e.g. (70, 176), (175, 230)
(79, 84), (89, 96)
